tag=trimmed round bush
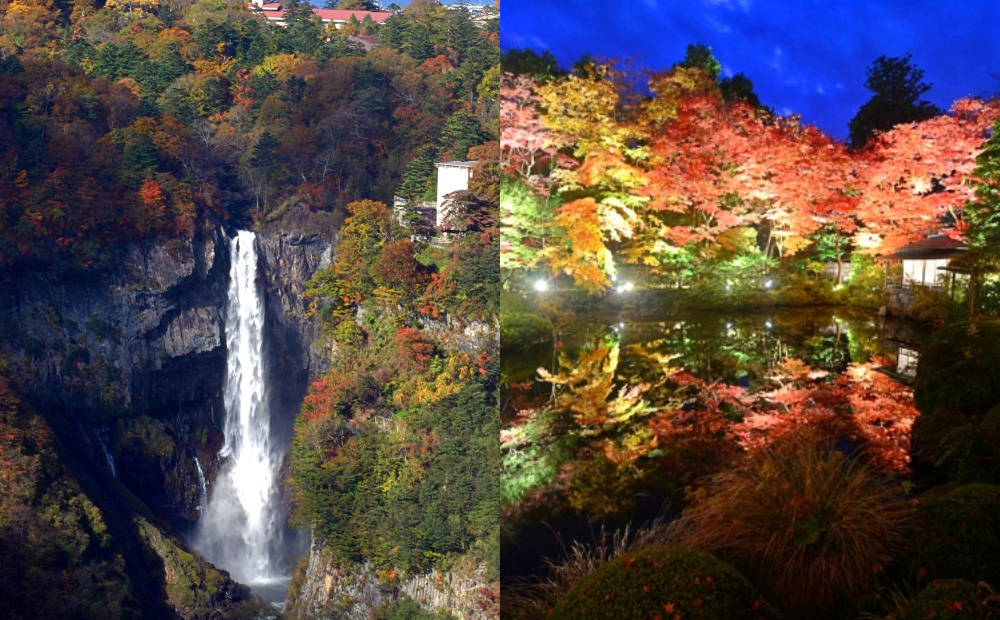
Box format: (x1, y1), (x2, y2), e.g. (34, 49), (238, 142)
(914, 321), (1000, 418)
(550, 546), (782, 620)
(903, 580), (985, 620)
(912, 484), (1000, 585)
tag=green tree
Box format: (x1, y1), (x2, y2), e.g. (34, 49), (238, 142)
(378, 13), (408, 49)
(678, 42), (721, 80)
(398, 144), (437, 204)
(965, 118), (1000, 266)
(848, 54), (941, 149)
(251, 130), (281, 214)
(278, 0), (322, 54)
(438, 109), (483, 161)
(334, 0), (378, 9)
(720, 72), (764, 109)
(404, 20), (433, 62)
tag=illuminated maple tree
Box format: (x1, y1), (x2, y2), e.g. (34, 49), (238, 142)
(852, 98), (1000, 253)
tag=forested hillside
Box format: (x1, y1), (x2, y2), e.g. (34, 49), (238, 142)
(0, 0), (499, 273)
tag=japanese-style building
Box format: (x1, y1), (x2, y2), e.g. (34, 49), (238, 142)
(879, 234), (967, 316)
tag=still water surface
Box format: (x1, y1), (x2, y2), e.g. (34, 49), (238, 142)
(501, 305), (927, 582)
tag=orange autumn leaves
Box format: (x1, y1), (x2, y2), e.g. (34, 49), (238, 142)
(501, 65), (1000, 289)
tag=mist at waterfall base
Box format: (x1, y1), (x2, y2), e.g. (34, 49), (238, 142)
(192, 230), (304, 601)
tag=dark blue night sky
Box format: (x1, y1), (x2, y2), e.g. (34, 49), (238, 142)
(500, 0), (1000, 140)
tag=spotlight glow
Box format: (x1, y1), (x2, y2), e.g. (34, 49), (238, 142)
(534, 279), (549, 292)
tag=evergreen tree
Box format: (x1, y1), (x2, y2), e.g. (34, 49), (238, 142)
(378, 13), (408, 50)
(121, 134), (159, 188)
(335, 0), (377, 9)
(344, 13), (360, 36)
(438, 109), (483, 161)
(279, 0), (322, 55)
(965, 118), (1000, 265)
(501, 48), (564, 79)
(252, 130), (281, 213)
(678, 43), (721, 80)
(720, 72), (764, 109)
(399, 144), (437, 204)
(405, 20), (433, 61)
(235, 19), (268, 67)
(848, 54), (941, 149)
(361, 14), (376, 36)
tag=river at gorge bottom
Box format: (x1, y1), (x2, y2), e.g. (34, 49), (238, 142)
(500, 305), (930, 583)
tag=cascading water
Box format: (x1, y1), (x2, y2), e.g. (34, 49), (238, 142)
(194, 457), (208, 513)
(96, 427), (116, 478)
(194, 230), (284, 586)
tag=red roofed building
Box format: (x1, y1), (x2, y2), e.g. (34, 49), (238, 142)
(248, 1), (392, 27)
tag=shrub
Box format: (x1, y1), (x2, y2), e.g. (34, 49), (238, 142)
(911, 407), (970, 477)
(910, 484), (1000, 585)
(899, 579), (993, 620)
(549, 546), (781, 620)
(922, 404), (1000, 485)
(676, 437), (914, 619)
(914, 322), (1000, 419)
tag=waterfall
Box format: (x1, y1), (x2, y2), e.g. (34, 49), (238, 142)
(194, 230), (284, 584)
(195, 457), (208, 513)
(95, 428), (116, 478)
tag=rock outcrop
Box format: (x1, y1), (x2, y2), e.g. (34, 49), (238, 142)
(292, 537), (497, 620)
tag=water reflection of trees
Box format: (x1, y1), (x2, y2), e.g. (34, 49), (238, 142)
(501, 310), (912, 521)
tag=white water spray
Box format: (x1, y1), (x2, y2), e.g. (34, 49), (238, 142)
(195, 230), (283, 584)
(96, 428), (116, 478)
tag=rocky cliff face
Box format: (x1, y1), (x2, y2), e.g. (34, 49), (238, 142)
(0, 230), (227, 415)
(0, 229), (230, 524)
(257, 227), (335, 454)
(0, 224), (337, 525)
(292, 537), (497, 620)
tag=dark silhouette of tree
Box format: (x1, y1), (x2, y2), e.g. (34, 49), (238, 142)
(501, 48), (564, 79)
(720, 72), (764, 109)
(848, 54), (941, 149)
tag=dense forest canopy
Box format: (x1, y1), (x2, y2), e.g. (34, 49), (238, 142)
(0, 0), (499, 273)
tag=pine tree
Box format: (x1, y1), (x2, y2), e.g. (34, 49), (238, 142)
(252, 130), (281, 213)
(405, 20), (432, 62)
(965, 118), (1000, 265)
(848, 54), (941, 149)
(438, 109), (484, 161)
(399, 144), (437, 204)
(378, 13), (408, 50)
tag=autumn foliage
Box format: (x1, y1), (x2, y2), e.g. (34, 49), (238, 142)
(501, 60), (1000, 291)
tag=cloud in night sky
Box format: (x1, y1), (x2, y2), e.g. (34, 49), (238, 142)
(500, 0), (1000, 140)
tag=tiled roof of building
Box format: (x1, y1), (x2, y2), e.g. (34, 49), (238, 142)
(435, 160), (478, 168)
(249, 4), (392, 23)
(879, 235), (967, 260)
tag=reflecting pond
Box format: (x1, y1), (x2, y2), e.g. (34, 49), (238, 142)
(500, 305), (928, 583)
